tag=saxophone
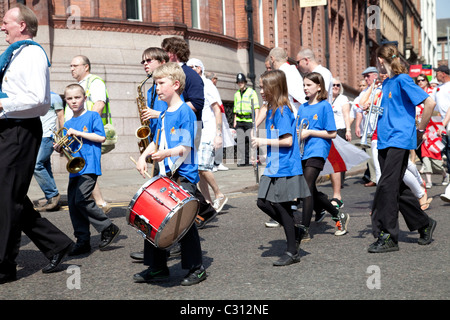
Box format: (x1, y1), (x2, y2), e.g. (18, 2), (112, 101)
(135, 74), (152, 158)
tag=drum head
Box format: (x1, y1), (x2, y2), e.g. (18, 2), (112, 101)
(155, 198), (199, 249)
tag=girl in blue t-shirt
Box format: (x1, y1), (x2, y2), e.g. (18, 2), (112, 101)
(252, 70), (310, 266)
(297, 72), (350, 239)
(368, 44), (436, 253)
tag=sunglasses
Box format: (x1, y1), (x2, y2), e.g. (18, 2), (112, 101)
(417, 79), (426, 82)
(333, 84), (341, 87)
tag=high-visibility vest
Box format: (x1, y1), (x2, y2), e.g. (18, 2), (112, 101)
(233, 87), (259, 122)
(85, 74), (112, 125)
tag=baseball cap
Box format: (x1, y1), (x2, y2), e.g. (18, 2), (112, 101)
(187, 58), (204, 73)
(434, 65), (450, 74)
(362, 66), (379, 75)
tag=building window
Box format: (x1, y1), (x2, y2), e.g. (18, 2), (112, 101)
(126, 0), (142, 21)
(192, 0), (200, 29)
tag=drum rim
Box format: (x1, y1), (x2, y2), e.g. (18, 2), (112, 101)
(126, 174), (163, 223)
(154, 196), (199, 249)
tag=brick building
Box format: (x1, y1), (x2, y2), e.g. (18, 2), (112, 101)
(0, 0), (424, 172)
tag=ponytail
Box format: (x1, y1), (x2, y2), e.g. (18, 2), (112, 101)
(376, 44), (407, 75)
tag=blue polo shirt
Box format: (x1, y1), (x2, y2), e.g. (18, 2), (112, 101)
(377, 74), (429, 150)
(297, 100), (336, 160)
(264, 106), (303, 177)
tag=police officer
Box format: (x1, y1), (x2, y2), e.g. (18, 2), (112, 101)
(233, 73), (259, 166)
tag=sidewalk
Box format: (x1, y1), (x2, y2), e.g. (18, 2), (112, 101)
(28, 161), (366, 206)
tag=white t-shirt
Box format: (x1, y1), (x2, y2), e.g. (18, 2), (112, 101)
(200, 77), (222, 143)
(431, 81), (450, 119)
(332, 94), (349, 129)
(279, 62), (306, 118)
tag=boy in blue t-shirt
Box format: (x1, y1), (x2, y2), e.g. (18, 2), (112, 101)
(134, 63), (208, 286)
(57, 84), (121, 256)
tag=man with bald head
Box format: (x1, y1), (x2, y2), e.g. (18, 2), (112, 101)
(269, 47), (306, 117)
(0, 4), (73, 283)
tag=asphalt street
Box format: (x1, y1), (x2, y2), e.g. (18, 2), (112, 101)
(1, 163), (449, 310)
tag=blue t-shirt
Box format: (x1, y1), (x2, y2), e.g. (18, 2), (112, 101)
(297, 100), (336, 160)
(264, 106), (303, 177)
(377, 74), (429, 150)
(155, 103), (199, 184)
(64, 110), (105, 178)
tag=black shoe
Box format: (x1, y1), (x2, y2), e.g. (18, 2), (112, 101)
(69, 242), (91, 256)
(181, 267), (207, 286)
(273, 252), (300, 266)
(99, 223), (121, 250)
(130, 251), (144, 260)
(169, 243), (181, 257)
(195, 210), (218, 229)
(0, 272), (17, 285)
(418, 218), (437, 245)
(42, 243), (73, 273)
(368, 232), (399, 253)
(133, 267), (170, 283)
(315, 209), (327, 222)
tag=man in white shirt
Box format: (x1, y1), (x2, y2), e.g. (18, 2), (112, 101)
(187, 58), (228, 214)
(296, 48), (333, 103)
(432, 65), (450, 196)
(269, 47), (306, 117)
(0, 4), (74, 283)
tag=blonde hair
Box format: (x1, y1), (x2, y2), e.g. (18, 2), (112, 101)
(64, 83), (85, 97)
(376, 44), (407, 75)
(260, 70), (292, 118)
(152, 62), (186, 94)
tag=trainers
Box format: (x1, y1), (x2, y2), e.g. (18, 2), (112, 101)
(217, 163), (229, 171)
(181, 267), (207, 286)
(440, 193), (450, 203)
(368, 232), (399, 253)
(212, 196), (228, 213)
(195, 210), (218, 229)
(418, 218), (437, 245)
(273, 252), (300, 266)
(330, 198), (344, 209)
(68, 242), (91, 256)
(99, 223), (121, 250)
(35, 194), (61, 212)
(315, 209), (327, 222)
(333, 212), (350, 236)
(265, 219), (280, 228)
(425, 182), (432, 189)
(133, 267), (170, 283)
(442, 173), (449, 186)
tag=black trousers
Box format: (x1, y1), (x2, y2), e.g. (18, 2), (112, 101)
(235, 121), (252, 165)
(143, 175), (203, 271)
(0, 118), (73, 276)
(371, 147), (430, 243)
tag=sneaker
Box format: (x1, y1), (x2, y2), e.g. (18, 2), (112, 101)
(212, 196), (228, 213)
(217, 163), (229, 171)
(315, 209), (327, 222)
(334, 212), (350, 236)
(265, 219), (280, 228)
(425, 182), (432, 189)
(181, 267), (207, 286)
(442, 173), (449, 186)
(35, 194), (61, 212)
(195, 210), (218, 229)
(133, 267), (170, 283)
(130, 251), (144, 261)
(273, 252), (300, 266)
(212, 166), (218, 172)
(330, 198), (344, 209)
(99, 223), (121, 250)
(440, 193), (450, 203)
(418, 218), (437, 245)
(368, 232), (399, 253)
(169, 243), (181, 257)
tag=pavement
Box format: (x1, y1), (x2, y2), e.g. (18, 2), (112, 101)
(28, 160), (367, 208)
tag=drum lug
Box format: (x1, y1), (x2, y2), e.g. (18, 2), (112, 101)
(168, 191), (181, 204)
(169, 183), (180, 192)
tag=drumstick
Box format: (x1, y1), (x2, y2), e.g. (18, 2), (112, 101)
(151, 129), (160, 178)
(130, 156), (151, 179)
